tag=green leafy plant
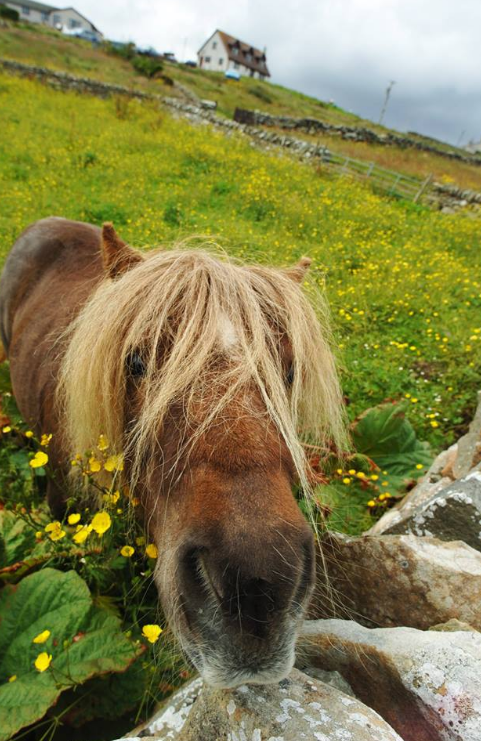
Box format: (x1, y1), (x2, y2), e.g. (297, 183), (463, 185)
(0, 569), (142, 741)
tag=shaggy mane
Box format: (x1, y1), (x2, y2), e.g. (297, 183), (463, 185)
(57, 246), (346, 493)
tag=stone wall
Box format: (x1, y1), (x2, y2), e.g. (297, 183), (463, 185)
(2, 59), (481, 212)
(234, 107), (481, 167)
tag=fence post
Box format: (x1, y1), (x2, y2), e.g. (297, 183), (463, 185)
(413, 173), (433, 203)
(366, 162), (375, 179)
(389, 173), (402, 196)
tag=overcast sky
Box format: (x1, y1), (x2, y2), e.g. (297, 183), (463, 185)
(74, 0), (480, 146)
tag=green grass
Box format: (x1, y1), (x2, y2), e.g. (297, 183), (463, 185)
(1, 72), (480, 449)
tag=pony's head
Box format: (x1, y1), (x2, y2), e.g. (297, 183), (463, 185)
(59, 225), (345, 688)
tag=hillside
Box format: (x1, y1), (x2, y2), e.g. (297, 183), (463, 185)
(2, 20), (481, 191)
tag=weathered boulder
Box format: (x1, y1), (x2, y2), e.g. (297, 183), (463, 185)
(298, 619), (481, 741)
(370, 392), (481, 537)
(453, 391), (481, 478)
(384, 472), (481, 550)
(368, 444), (457, 535)
(310, 531), (481, 630)
(123, 669), (403, 740)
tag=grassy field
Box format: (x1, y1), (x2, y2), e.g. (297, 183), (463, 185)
(1, 50), (481, 741)
(1, 72), (480, 445)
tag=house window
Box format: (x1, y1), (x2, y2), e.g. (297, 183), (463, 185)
(68, 19), (81, 28)
(219, 58), (223, 65)
(205, 56), (211, 63)
(232, 47), (238, 56)
(52, 13), (60, 24)
(212, 41), (217, 49)
(22, 5), (30, 14)
(41, 11), (48, 21)
(234, 62), (239, 69)
(245, 53), (252, 62)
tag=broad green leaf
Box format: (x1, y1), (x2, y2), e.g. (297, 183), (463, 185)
(0, 568), (141, 741)
(0, 509), (35, 567)
(351, 402), (432, 484)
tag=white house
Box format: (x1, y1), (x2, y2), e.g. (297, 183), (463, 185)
(5, 0), (102, 39)
(198, 30), (270, 80)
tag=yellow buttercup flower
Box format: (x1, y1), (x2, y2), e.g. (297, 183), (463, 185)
(91, 511), (111, 535)
(40, 433), (52, 446)
(8, 675), (17, 682)
(104, 454), (124, 472)
(88, 456), (102, 473)
(30, 451), (48, 468)
(45, 522), (66, 541)
(33, 630), (51, 644)
(97, 434), (109, 451)
(73, 524), (92, 544)
(120, 545), (135, 558)
(34, 652), (52, 672)
(145, 544), (158, 559)
(2, 426), (11, 433)
(68, 513), (81, 525)
(25, 430), (34, 438)
(141, 624), (162, 643)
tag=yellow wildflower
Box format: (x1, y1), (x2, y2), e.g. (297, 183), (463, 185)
(73, 524), (92, 544)
(145, 544), (158, 559)
(97, 434), (109, 451)
(40, 433), (52, 446)
(30, 451), (48, 468)
(45, 522), (66, 541)
(120, 545), (135, 558)
(136, 536), (146, 546)
(415, 464), (424, 470)
(2, 426), (11, 433)
(35, 531), (43, 539)
(33, 630), (50, 644)
(88, 456), (102, 473)
(34, 653), (52, 672)
(142, 624), (163, 643)
(430, 421), (439, 428)
(370, 474), (379, 481)
(8, 675), (17, 682)
(91, 511), (111, 535)
(367, 500), (376, 507)
(25, 430), (34, 438)
(104, 454), (124, 472)
(342, 477), (351, 485)
(68, 513), (81, 525)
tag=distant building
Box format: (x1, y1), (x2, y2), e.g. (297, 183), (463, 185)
(5, 0), (102, 39)
(465, 140), (481, 155)
(198, 30), (270, 80)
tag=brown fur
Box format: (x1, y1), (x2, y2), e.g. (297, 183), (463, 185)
(0, 217), (346, 687)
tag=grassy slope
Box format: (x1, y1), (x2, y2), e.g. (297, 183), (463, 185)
(2, 23), (481, 191)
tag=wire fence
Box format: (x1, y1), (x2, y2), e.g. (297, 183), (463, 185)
(315, 147), (435, 204)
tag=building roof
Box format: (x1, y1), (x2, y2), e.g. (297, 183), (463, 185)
(7, 0), (101, 33)
(206, 30), (270, 77)
(8, 0), (57, 11)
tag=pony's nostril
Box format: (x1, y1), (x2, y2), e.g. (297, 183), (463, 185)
(223, 577), (276, 638)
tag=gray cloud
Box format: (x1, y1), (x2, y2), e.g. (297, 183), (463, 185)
(74, 0), (480, 145)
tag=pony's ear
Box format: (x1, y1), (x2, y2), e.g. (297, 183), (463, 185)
(101, 223), (144, 279)
(284, 256), (312, 283)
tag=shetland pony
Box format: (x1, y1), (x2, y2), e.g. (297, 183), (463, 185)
(0, 217), (344, 688)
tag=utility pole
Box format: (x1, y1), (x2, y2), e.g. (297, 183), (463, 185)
(379, 80), (396, 126)
(456, 130), (466, 148)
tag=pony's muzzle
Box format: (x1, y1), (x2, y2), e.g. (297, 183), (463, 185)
(173, 531), (315, 685)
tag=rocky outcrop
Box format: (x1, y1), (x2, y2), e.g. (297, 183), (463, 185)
(298, 619), (481, 741)
(122, 668), (403, 741)
(310, 531), (481, 630)
(233, 107), (481, 167)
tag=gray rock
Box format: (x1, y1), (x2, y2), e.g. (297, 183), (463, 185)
(125, 669), (402, 740)
(454, 392), (481, 478)
(386, 472), (481, 550)
(309, 532), (481, 630)
(368, 443), (457, 535)
(299, 619), (481, 741)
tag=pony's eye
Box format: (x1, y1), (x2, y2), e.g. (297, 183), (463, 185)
(128, 352), (146, 379)
(286, 365), (294, 386)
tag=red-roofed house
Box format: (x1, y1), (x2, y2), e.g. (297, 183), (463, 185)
(198, 30), (270, 80)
